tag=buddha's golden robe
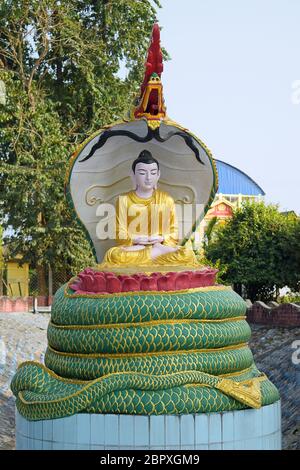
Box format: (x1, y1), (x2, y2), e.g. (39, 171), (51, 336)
(98, 189), (201, 272)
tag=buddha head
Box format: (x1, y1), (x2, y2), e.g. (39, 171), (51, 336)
(131, 149), (160, 192)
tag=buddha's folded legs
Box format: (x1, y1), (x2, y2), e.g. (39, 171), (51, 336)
(100, 245), (153, 266)
(99, 244), (200, 269)
(122, 244), (146, 252)
(153, 245), (199, 266)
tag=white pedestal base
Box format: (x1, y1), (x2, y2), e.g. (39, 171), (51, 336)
(16, 401), (281, 450)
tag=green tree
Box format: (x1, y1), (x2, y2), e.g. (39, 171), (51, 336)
(0, 0), (161, 293)
(204, 201), (299, 301)
(288, 215), (300, 291)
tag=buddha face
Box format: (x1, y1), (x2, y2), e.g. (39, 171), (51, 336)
(133, 162), (160, 192)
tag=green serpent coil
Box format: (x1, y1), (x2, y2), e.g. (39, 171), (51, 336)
(11, 284), (280, 420)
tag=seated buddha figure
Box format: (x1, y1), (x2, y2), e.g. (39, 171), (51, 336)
(98, 150), (201, 271)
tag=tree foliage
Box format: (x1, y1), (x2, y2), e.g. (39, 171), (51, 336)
(204, 201), (300, 301)
(0, 0), (161, 290)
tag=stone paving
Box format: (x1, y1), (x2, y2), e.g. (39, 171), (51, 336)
(0, 312), (299, 450)
(0, 312), (49, 450)
(250, 325), (300, 450)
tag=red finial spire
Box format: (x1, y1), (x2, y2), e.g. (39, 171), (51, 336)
(140, 23), (163, 97)
(133, 23), (166, 127)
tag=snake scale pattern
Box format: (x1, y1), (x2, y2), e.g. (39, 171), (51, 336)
(11, 284), (279, 420)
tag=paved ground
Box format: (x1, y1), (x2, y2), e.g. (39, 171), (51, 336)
(0, 313), (49, 450)
(250, 325), (300, 450)
(0, 312), (299, 450)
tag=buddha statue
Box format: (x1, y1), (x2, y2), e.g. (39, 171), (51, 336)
(98, 150), (201, 272)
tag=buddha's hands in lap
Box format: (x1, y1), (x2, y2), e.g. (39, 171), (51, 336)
(130, 235), (164, 246)
(121, 243), (177, 256)
(121, 237), (149, 251)
(148, 235), (164, 244)
(121, 236), (165, 252)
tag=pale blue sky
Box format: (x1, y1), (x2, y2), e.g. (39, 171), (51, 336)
(156, 0), (300, 213)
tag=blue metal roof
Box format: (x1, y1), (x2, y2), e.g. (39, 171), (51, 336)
(215, 159), (265, 196)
